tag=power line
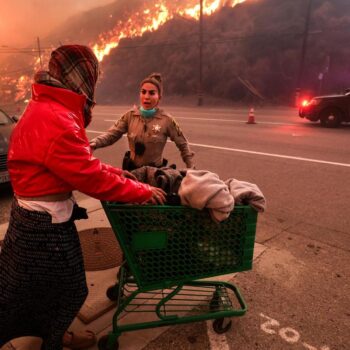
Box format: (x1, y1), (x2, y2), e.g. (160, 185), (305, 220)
(0, 49), (51, 54)
(0, 68), (34, 76)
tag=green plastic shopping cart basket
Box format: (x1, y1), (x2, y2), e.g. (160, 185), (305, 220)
(98, 202), (257, 350)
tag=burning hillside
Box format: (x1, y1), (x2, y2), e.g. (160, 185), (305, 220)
(96, 0), (350, 104)
(92, 0), (246, 61)
(1, 0), (350, 107)
(0, 0), (246, 105)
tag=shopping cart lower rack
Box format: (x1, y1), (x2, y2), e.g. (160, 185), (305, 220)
(98, 202), (258, 350)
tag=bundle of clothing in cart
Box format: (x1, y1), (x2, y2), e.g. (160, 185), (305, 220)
(131, 167), (266, 222)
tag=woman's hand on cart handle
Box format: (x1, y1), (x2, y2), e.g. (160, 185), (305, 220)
(147, 187), (167, 205)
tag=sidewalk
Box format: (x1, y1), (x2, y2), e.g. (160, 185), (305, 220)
(0, 197), (267, 350)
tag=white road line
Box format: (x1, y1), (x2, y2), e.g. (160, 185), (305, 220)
(96, 113), (121, 116)
(302, 343), (318, 350)
(103, 117), (296, 126)
(87, 130), (104, 134)
(175, 117), (296, 125)
(189, 142), (350, 168)
(86, 130), (350, 168)
(206, 320), (230, 350)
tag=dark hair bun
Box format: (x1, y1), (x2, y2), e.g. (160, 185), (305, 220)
(149, 72), (162, 84)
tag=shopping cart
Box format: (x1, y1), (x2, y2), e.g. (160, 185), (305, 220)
(98, 202), (257, 350)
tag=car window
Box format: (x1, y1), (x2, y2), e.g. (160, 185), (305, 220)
(0, 109), (12, 125)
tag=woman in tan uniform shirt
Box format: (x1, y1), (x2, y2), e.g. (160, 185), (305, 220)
(90, 73), (195, 170)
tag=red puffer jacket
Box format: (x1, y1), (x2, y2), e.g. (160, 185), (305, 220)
(8, 84), (152, 203)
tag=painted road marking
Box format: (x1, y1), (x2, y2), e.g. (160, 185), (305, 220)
(302, 343), (330, 350)
(206, 320), (230, 350)
(260, 313), (330, 350)
(87, 129), (350, 168)
(260, 313), (280, 334)
(87, 130), (104, 134)
(103, 117), (297, 126)
(189, 142), (350, 168)
(279, 327), (300, 343)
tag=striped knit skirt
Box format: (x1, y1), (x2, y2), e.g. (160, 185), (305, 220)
(0, 200), (88, 350)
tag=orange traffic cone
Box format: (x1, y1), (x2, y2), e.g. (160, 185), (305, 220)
(246, 107), (256, 124)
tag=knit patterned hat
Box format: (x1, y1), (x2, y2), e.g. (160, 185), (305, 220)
(140, 73), (163, 97)
(34, 45), (99, 127)
(48, 45), (99, 104)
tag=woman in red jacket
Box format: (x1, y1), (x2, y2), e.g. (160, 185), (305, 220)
(0, 45), (165, 350)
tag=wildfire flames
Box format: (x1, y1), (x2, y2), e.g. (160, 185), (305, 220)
(93, 0), (246, 61)
(4, 0), (246, 103)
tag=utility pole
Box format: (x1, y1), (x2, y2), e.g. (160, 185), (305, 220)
(37, 37), (43, 69)
(319, 53), (331, 94)
(198, 0), (203, 106)
(295, 0), (313, 106)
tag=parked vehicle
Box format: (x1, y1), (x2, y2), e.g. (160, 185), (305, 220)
(299, 89), (350, 128)
(0, 108), (17, 184)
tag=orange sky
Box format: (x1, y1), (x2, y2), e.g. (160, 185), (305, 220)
(0, 0), (114, 47)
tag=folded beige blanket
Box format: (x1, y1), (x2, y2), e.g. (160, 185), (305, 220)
(179, 170), (266, 222)
(178, 170), (234, 222)
(225, 178), (266, 212)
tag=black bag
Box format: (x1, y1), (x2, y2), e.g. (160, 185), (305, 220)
(122, 150), (175, 171)
(122, 151), (138, 171)
(70, 204), (88, 221)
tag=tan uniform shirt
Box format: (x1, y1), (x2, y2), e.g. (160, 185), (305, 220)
(91, 107), (195, 168)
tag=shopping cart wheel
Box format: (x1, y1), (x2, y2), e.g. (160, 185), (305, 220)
(106, 285), (119, 301)
(212, 318), (232, 334)
(98, 335), (119, 350)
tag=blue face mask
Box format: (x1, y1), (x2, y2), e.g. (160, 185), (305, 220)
(140, 106), (157, 118)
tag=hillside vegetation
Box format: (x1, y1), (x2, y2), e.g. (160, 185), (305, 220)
(96, 0), (350, 104)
